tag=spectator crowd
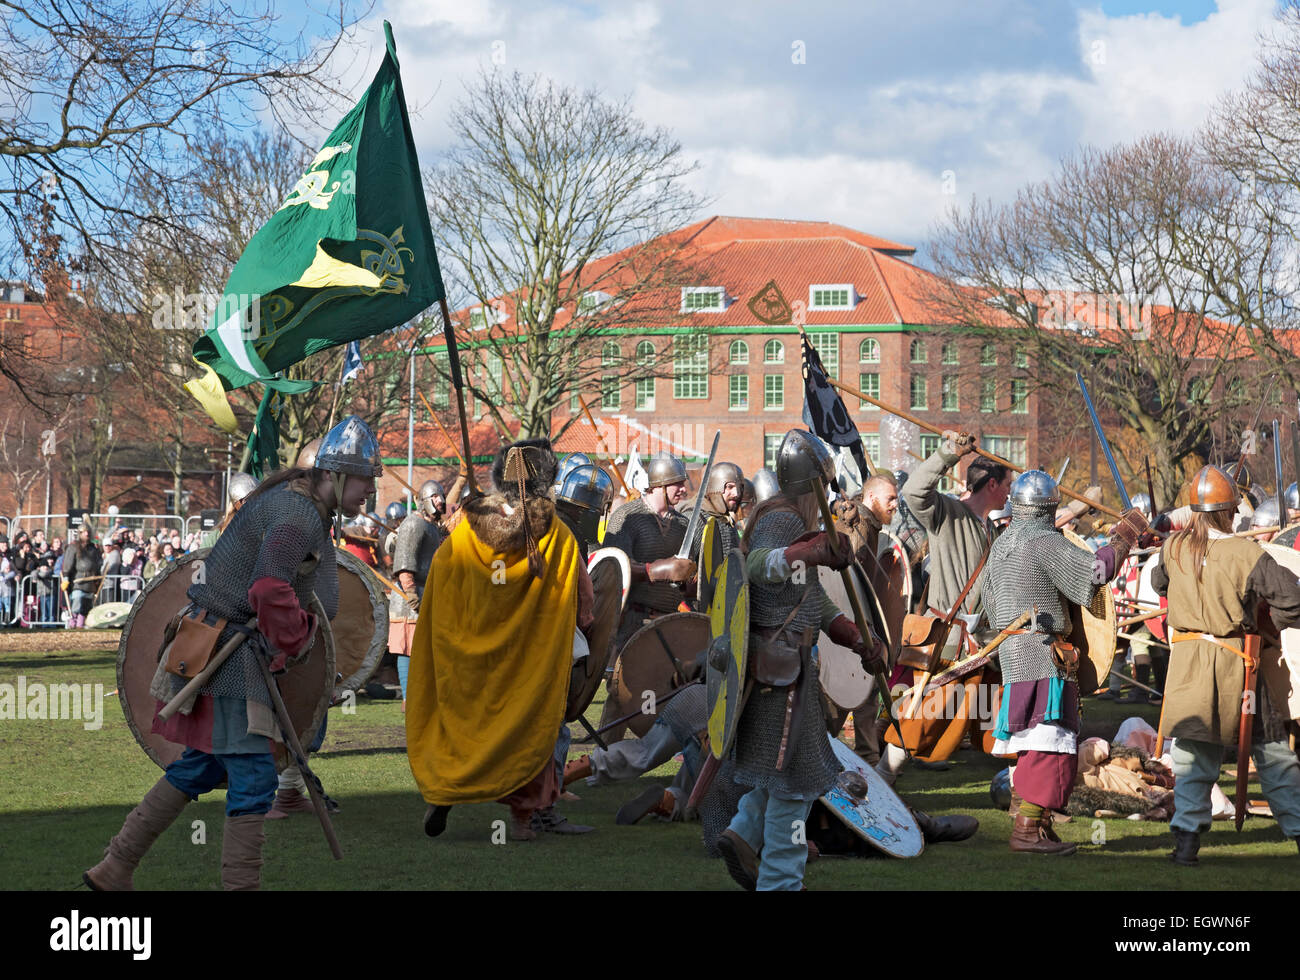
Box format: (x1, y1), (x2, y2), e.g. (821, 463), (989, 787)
(0, 523), (206, 628)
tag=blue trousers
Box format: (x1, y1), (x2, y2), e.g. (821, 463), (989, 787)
(1171, 737), (1300, 838)
(728, 786), (815, 891)
(396, 654), (409, 699)
(165, 746), (278, 816)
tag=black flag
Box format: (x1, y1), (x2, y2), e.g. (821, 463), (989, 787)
(800, 329), (871, 483)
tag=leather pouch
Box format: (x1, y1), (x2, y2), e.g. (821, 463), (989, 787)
(750, 626), (805, 687)
(898, 613), (947, 671)
(163, 608), (227, 679)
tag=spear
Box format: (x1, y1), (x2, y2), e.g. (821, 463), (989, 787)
(577, 395), (635, 499)
(826, 376), (1123, 519)
(417, 388), (467, 471)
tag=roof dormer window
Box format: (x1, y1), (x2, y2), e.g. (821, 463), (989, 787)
(578, 290), (613, 314)
(681, 286), (727, 313)
(809, 284), (855, 310)
(468, 305), (507, 330)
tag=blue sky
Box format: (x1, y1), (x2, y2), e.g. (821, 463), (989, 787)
(305, 0), (1282, 256)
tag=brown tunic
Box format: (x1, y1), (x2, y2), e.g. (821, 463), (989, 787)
(1152, 532), (1300, 745)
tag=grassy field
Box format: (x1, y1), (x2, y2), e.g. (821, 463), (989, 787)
(2, 639), (1297, 890)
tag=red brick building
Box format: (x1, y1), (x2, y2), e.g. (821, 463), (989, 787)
(375, 216), (1043, 503)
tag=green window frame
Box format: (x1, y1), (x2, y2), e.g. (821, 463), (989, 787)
(764, 374), (784, 410)
(729, 339), (748, 364)
(859, 372), (880, 411)
(635, 377), (655, 411)
(909, 338), (927, 363)
(764, 339), (784, 364)
(941, 374), (958, 411)
(673, 335), (709, 399)
(729, 374), (748, 410)
(910, 374), (927, 410)
(764, 434), (783, 469)
(1011, 379), (1028, 413)
(859, 338), (880, 363)
(980, 378), (996, 413)
(808, 331), (839, 379)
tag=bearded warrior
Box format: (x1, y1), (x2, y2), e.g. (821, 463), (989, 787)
(983, 469), (1147, 855)
(83, 415), (380, 890)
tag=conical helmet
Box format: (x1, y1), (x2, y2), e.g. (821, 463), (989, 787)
(315, 415), (383, 477)
(775, 431), (833, 496)
(1189, 465), (1238, 513)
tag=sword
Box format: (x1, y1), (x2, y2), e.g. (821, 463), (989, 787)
(1076, 372), (1133, 510)
(675, 430), (721, 560)
(1274, 419), (1286, 533)
(1055, 457), (1070, 486)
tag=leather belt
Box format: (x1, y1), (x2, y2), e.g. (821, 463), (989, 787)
(1169, 629), (1250, 661)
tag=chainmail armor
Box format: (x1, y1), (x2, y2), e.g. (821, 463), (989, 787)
(390, 511), (447, 619)
(982, 504), (1101, 686)
(730, 507), (838, 798)
(604, 497), (688, 612)
(659, 681), (708, 747)
(689, 506), (741, 564)
(175, 483), (336, 705)
(698, 757), (747, 857)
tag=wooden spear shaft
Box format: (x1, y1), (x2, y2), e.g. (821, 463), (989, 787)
(826, 376), (1125, 520)
(578, 395), (635, 499)
(417, 389), (467, 471)
(1117, 608), (1167, 628)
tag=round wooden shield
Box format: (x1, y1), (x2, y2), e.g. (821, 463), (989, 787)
(332, 547), (388, 699)
(116, 549), (335, 773)
(706, 549), (748, 758)
(697, 516), (723, 609)
(864, 536), (910, 666)
(1063, 530), (1117, 693)
(819, 565), (877, 710)
(820, 735), (924, 858)
(603, 612), (710, 738)
(567, 550), (629, 721)
(85, 601), (133, 629)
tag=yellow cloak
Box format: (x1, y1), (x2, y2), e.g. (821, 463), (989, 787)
(406, 495), (579, 804)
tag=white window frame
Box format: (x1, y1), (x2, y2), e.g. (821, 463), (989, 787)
(764, 339), (784, 364)
(729, 374), (749, 411)
(764, 374), (784, 410)
(809, 283), (855, 310)
(729, 339), (749, 364)
(680, 286), (728, 313)
(859, 338), (881, 363)
(635, 377), (655, 411)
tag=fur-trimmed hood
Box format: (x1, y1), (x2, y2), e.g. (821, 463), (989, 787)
(464, 493), (556, 553)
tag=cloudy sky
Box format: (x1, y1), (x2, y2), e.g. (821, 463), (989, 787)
(324, 0), (1278, 257)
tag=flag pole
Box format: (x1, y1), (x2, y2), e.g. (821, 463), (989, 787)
(236, 385), (273, 475)
(437, 298), (478, 494)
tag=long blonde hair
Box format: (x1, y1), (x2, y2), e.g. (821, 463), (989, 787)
(1166, 509), (1234, 583)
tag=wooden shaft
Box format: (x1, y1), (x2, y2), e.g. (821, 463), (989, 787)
(1108, 667), (1164, 697)
(388, 468), (419, 499)
(438, 297), (479, 495)
(812, 480), (907, 753)
(1236, 526), (1280, 539)
(578, 396), (635, 499)
(417, 388), (467, 470)
(1118, 608), (1167, 628)
(901, 609), (1032, 701)
(1235, 634), (1261, 831)
(336, 546), (414, 603)
(254, 653), (344, 859)
(157, 618), (258, 721)
(908, 449), (966, 490)
(826, 375), (1124, 519)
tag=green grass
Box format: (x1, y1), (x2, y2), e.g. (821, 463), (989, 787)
(2, 647), (1297, 890)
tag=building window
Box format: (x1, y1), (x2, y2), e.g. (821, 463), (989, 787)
(602, 375), (619, 410)
(483, 351), (504, 397)
(910, 375), (927, 410)
(941, 342), (958, 365)
(808, 331), (839, 379)
(982, 435), (1026, 469)
(729, 339), (748, 364)
(569, 391), (580, 413)
(859, 338), (880, 363)
(635, 340), (655, 366)
(602, 341), (620, 366)
(764, 339), (784, 364)
(432, 351), (450, 410)
(810, 284), (854, 309)
(980, 378), (996, 413)
(681, 287), (726, 312)
(941, 374), (958, 412)
(861, 433), (880, 467)
(673, 335), (709, 399)
(764, 434), (783, 470)
(579, 290), (612, 315)
(729, 374), (749, 409)
(859, 372), (880, 411)
(636, 377), (655, 411)
(909, 338), (927, 363)
(920, 434), (951, 492)
(1011, 379), (1028, 413)
(980, 343), (996, 366)
(469, 308), (487, 330)
(764, 374), (784, 410)
(1014, 346), (1029, 369)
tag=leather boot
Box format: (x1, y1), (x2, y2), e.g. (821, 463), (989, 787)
(913, 807), (979, 844)
(84, 776), (190, 891)
(509, 811), (538, 841)
(1009, 813), (1077, 855)
(265, 787), (314, 820)
(1009, 787), (1023, 818)
(1170, 829), (1200, 867)
(563, 754), (592, 786)
(717, 829), (759, 891)
(616, 786), (677, 825)
(221, 814), (266, 890)
(1039, 810), (1064, 843)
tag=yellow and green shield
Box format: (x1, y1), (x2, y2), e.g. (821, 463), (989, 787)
(707, 549), (749, 758)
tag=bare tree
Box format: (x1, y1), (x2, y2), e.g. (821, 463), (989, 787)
(925, 134), (1265, 505)
(425, 71), (714, 441)
(0, 411), (46, 514)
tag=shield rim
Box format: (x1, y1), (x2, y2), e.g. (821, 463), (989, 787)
(567, 551), (629, 721)
(333, 546), (388, 698)
(707, 549), (748, 758)
(697, 516), (722, 608)
(587, 547), (632, 613)
(606, 611), (711, 739)
(116, 549), (335, 773)
(820, 734), (924, 858)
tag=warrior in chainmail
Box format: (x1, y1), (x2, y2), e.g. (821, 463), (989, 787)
(982, 469), (1147, 855)
(687, 461), (745, 565)
(602, 451), (696, 656)
(84, 414), (381, 892)
(715, 429), (884, 891)
(553, 461), (614, 564)
(390, 479), (450, 701)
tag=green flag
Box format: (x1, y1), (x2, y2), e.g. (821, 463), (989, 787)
(187, 20), (444, 417)
(245, 388), (282, 480)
